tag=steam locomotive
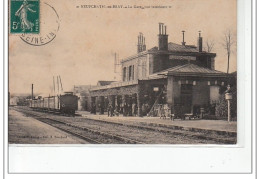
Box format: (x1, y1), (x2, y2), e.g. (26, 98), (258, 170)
(29, 92), (78, 115)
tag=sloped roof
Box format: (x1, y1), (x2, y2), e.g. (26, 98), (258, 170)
(158, 63), (227, 77)
(122, 42), (215, 63)
(148, 43), (199, 53)
(168, 42), (199, 53)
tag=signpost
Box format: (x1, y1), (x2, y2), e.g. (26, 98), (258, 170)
(225, 85), (233, 122)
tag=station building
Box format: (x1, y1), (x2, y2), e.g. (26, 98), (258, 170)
(89, 23), (230, 117)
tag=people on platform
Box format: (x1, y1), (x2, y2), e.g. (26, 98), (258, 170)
(123, 102), (127, 116)
(114, 104), (120, 116)
(107, 104), (111, 117)
(128, 103), (132, 116)
(132, 103), (137, 116)
(161, 105), (166, 119)
(120, 103), (124, 114)
(109, 104), (114, 117)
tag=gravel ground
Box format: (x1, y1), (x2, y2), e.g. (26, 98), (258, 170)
(8, 108), (88, 144)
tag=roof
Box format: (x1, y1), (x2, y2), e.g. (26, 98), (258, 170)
(90, 80), (138, 91)
(168, 42), (199, 53)
(122, 42), (215, 63)
(158, 63), (228, 77)
(148, 43), (199, 53)
(97, 81), (116, 86)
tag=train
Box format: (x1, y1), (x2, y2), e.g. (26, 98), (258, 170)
(29, 92), (78, 115)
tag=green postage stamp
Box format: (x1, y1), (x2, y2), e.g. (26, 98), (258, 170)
(10, 0), (39, 34)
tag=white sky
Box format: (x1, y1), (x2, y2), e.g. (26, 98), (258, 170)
(9, 0), (237, 95)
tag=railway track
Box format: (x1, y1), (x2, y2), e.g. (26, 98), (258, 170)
(13, 107), (236, 144)
(14, 107), (143, 144)
(74, 117), (237, 144)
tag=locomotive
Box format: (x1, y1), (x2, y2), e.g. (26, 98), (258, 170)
(29, 92), (78, 115)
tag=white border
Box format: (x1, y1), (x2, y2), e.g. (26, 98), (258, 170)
(2, 0), (256, 177)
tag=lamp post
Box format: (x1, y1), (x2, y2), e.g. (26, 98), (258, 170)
(225, 85), (232, 122)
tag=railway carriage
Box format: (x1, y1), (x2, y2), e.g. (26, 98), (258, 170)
(48, 96), (59, 111)
(29, 92), (78, 115)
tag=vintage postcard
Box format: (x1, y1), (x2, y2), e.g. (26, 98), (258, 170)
(7, 0), (252, 174)
(9, 0), (237, 145)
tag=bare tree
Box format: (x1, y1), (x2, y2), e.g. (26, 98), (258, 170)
(204, 39), (215, 53)
(222, 30), (235, 74)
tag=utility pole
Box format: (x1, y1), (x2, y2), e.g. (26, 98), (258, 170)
(57, 76), (60, 96)
(31, 84), (34, 100)
(53, 76), (55, 96)
(59, 75), (63, 92)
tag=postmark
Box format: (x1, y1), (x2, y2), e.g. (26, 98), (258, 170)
(10, 0), (40, 34)
(20, 2), (60, 46)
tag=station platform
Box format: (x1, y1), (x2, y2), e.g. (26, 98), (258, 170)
(76, 111), (237, 135)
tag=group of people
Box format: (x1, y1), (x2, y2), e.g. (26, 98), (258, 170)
(91, 102), (169, 118)
(107, 103), (138, 117)
(157, 104), (170, 119)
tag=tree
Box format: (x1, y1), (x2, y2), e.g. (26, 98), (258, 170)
(204, 39), (215, 53)
(222, 30), (235, 74)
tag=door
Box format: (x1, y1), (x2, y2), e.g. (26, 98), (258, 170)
(180, 84), (192, 114)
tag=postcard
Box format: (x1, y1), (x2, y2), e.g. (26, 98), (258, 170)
(6, 0), (253, 174)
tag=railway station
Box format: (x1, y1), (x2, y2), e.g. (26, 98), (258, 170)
(8, 23), (237, 145)
(88, 23), (233, 118)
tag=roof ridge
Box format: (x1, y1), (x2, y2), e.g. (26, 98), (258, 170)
(157, 64), (184, 73)
(188, 63), (226, 73)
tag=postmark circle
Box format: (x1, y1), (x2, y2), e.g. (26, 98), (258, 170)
(20, 2), (60, 46)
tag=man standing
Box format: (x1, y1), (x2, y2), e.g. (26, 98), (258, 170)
(107, 104), (111, 117)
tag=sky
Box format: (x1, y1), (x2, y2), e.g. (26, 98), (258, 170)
(9, 0), (237, 95)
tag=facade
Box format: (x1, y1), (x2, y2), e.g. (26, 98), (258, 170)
(73, 85), (97, 111)
(89, 23), (230, 117)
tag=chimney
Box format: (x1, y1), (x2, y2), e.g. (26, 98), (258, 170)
(182, 30), (186, 46)
(197, 31), (203, 52)
(143, 37), (146, 51)
(158, 23), (168, 51)
(31, 84), (34, 100)
(137, 32), (146, 53)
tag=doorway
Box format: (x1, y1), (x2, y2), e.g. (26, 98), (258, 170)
(180, 84), (193, 114)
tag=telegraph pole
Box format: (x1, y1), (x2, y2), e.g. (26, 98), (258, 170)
(31, 84), (34, 100)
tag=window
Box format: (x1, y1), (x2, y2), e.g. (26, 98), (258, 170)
(129, 66), (132, 81)
(132, 65), (134, 80)
(123, 67), (126, 81)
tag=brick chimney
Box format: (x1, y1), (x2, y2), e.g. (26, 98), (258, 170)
(197, 31), (203, 52)
(137, 32), (146, 53)
(158, 23), (168, 51)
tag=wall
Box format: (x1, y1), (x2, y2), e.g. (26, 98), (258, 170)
(121, 55), (148, 81)
(192, 80), (210, 107)
(167, 77), (219, 115)
(166, 77), (181, 112)
(209, 85), (220, 104)
(149, 53), (169, 74)
(196, 56), (214, 69)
